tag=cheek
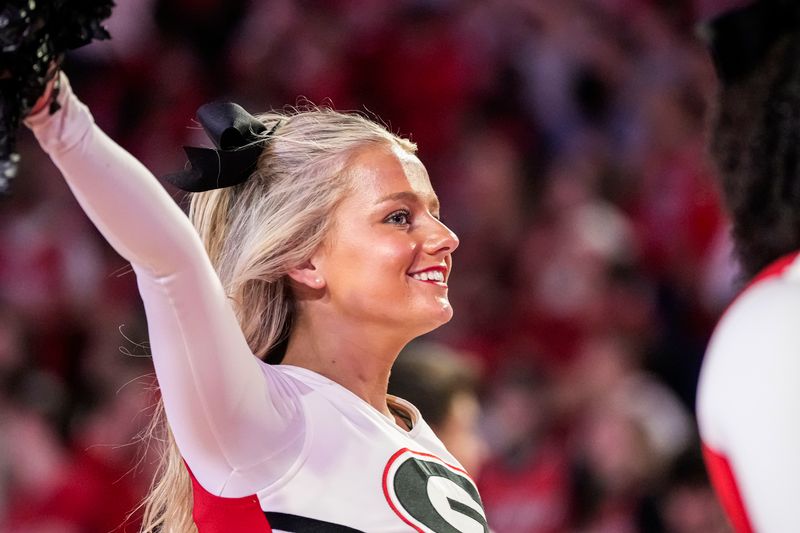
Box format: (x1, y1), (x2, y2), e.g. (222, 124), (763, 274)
(366, 239), (418, 281)
(331, 237), (416, 295)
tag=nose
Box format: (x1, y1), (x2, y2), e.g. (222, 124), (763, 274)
(423, 217), (460, 256)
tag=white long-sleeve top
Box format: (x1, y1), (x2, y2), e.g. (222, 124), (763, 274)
(697, 252), (800, 533)
(26, 76), (487, 533)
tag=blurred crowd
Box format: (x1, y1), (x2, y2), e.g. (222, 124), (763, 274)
(0, 0), (742, 531)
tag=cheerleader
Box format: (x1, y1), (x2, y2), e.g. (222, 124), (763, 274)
(698, 1), (800, 531)
(25, 69), (486, 532)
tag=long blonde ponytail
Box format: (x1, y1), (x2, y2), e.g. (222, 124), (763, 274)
(139, 107), (415, 532)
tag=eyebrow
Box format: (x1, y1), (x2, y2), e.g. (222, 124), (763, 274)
(377, 191), (440, 212)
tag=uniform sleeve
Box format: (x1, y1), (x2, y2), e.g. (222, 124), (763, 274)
(25, 74), (304, 496)
(697, 277), (800, 532)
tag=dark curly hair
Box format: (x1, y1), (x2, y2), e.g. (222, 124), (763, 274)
(711, 30), (800, 280)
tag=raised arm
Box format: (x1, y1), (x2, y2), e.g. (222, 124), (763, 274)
(25, 74), (302, 495)
(698, 279), (800, 532)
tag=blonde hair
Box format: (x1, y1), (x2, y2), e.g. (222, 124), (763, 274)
(139, 106), (415, 532)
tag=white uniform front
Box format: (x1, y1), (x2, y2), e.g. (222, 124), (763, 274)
(26, 75), (487, 532)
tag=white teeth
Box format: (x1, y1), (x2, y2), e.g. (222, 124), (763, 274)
(411, 270), (445, 282)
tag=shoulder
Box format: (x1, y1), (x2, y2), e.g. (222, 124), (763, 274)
(698, 253), (800, 445)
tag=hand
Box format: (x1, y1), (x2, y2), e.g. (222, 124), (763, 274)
(29, 66), (59, 116)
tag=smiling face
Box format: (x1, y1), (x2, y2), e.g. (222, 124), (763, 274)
(310, 144), (459, 337)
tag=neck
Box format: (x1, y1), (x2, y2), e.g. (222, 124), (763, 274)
(282, 314), (410, 417)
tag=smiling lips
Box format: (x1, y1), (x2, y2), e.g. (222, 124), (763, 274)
(408, 266), (447, 285)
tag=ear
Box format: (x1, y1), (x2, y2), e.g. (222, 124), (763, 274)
(287, 259), (326, 290)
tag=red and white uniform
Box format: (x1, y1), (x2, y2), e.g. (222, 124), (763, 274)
(698, 252), (800, 533)
(26, 76), (487, 533)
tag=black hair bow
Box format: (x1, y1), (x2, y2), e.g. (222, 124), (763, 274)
(701, 0), (800, 85)
(165, 102), (277, 192)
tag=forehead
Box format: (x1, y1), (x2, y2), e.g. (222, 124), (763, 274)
(347, 144), (434, 199)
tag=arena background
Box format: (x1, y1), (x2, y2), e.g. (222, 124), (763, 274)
(0, 1), (742, 531)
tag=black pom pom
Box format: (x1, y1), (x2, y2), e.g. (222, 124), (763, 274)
(0, 0), (115, 194)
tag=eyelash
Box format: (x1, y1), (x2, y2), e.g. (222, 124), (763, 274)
(384, 209), (442, 226)
(385, 209), (411, 225)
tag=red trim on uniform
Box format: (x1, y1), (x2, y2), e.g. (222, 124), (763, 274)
(381, 447), (475, 532)
(185, 462), (272, 533)
(714, 253), (799, 327)
(383, 448), (425, 533)
(702, 443), (754, 533)
(749, 251), (800, 286)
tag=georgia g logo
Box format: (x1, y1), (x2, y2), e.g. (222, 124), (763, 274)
(382, 448), (488, 533)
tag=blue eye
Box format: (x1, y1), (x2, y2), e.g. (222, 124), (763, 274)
(386, 209), (410, 225)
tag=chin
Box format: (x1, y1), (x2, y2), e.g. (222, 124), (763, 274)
(416, 298), (454, 333)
